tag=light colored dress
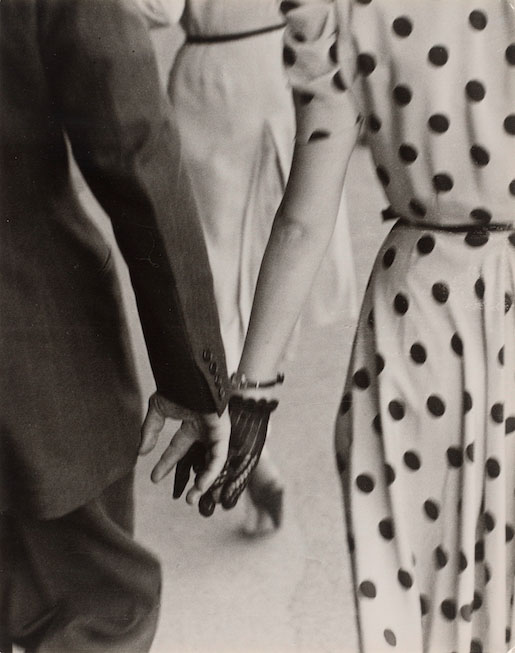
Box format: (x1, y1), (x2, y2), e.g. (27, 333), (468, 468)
(284, 1), (515, 651)
(141, 0), (357, 371)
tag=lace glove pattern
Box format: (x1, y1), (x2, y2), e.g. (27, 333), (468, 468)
(197, 395), (279, 517)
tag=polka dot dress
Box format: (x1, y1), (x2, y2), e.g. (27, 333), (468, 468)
(281, 1), (515, 651)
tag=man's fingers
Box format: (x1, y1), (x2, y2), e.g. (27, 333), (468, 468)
(139, 397), (165, 455)
(151, 422), (197, 483)
(193, 439), (228, 494)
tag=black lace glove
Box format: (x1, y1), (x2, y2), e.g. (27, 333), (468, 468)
(197, 395), (278, 517)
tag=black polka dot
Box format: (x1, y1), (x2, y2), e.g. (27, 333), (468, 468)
(329, 42), (338, 64)
(510, 180), (515, 196)
(506, 417), (515, 434)
(491, 402), (504, 423)
(377, 165), (391, 186)
(392, 16), (412, 37)
(434, 545), (448, 569)
(398, 569), (413, 588)
(403, 450), (421, 470)
(470, 208), (492, 223)
(466, 442), (475, 461)
(486, 457), (501, 478)
(474, 277), (485, 299)
(384, 629), (397, 647)
(385, 463), (396, 485)
(451, 333), (463, 356)
(506, 524), (514, 542)
(368, 114), (381, 132)
(399, 144), (418, 163)
(465, 229), (489, 247)
(283, 46), (296, 66)
(357, 52), (376, 76)
(309, 130), (331, 141)
(293, 31), (306, 42)
(339, 392), (352, 415)
(506, 293), (513, 313)
(428, 113), (450, 133)
(298, 92), (315, 105)
(473, 591), (483, 610)
(383, 247), (396, 268)
(359, 580), (376, 598)
(280, 1), (300, 13)
(394, 293), (409, 314)
(410, 342), (427, 364)
(356, 474), (375, 492)
(469, 10), (488, 30)
(504, 115), (515, 135)
(428, 45), (449, 66)
(506, 44), (515, 65)
(379, 518), (395, 540)
(424, 499), (440, 520)
(356, 0), (372, 4)
(475, 540), (485, 561)
(389, 400), (405, 420)
(375, 353), (385, 375)
(466, 80), (486, 101)
(498, 346), (504, 365)
(393, 85), (412, 105)
(507, 628), (512, 645)
(420, 594), (430, 616)
(372, 414), (382, 435)
(471, 639), (483, 653)
(353, 368), (371, 389)
(460, 603), (473, 621)
(432, 173), (454, 192)
(509, 234), (515, 247)
(470, 144), (490, 166)
(409, 199), (427, 217)
(417, 235), (435, 254)
(447, 446), (464, 467)
(463, 390), (473, 413)
(441, 598), (457, 620)
(432, 282), (449, 303)
(427, 394), (446, 416)
(484, 511), (495, 532)
(459, 551), (468, 571)
(332, 72), (347, 91)
(336, 452), (346, 473)
(484, 564), (491, 584)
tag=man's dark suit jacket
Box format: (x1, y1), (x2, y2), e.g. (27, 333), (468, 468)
(0, 0), (229, 519)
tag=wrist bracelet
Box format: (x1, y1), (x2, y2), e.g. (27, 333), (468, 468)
(230, 371), (285, 391)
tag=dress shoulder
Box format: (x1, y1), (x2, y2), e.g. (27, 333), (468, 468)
(280, 0), (361, 144)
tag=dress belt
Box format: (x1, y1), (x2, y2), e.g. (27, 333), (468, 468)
(395, 217), (514, 233)
(186, 23), (285, 45)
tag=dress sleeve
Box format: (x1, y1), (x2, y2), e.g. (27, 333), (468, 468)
(132, 0), (177, 27)
(280, 0), (361, 144)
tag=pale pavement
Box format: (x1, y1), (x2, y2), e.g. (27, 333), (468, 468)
(75, 25), (391, 653)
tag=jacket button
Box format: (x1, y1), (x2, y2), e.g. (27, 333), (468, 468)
(202, 349), (212, 362)
(218, 387), (226, 399)
(209, 361), (217, 374)
(214, 374), (221, 386)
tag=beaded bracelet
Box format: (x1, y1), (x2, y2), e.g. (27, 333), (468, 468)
(230, 371), (285, 391)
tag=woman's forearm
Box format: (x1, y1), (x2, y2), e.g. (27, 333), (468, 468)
(238, 125), (359, 387)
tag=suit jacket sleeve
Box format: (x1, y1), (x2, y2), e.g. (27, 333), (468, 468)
(38, 0), (229, 414)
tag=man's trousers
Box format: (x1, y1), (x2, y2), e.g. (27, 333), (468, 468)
(0, 471), (161, 652)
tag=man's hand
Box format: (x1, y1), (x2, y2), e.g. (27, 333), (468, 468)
(139, 393), (230, 503)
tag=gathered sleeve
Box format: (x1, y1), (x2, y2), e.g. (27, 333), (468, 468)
(280, 0), (361, 144)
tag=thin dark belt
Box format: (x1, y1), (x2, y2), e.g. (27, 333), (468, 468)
(186, 23), (285, 45)
(395, 217), (514, 233)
